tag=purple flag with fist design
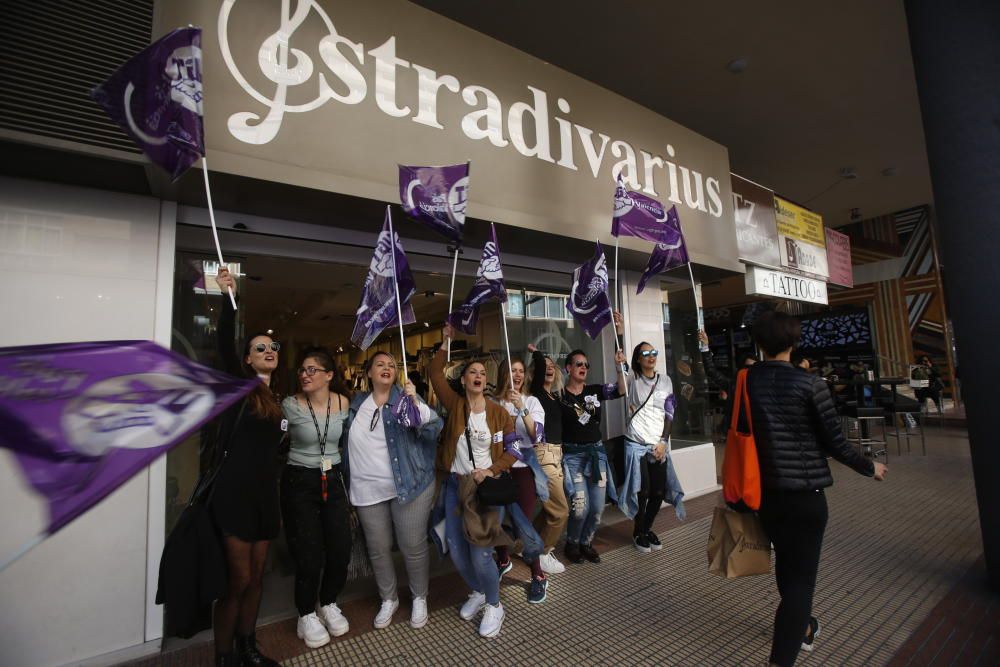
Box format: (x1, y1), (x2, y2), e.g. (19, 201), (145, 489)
(447, 224), (507, 334)
(0, 341), (256, 535)
(399, 163), (470, 244)
(351, 212), (418, 350)
(636, 226), (690, 294)
(567, 241), (613, 340)
(91, 27), (205, 181)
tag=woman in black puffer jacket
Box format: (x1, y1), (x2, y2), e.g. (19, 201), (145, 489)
(747, 311), (888, 667)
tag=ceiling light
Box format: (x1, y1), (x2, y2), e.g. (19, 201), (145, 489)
(266, 329), (274, 335)
(423, 322), (430, 327)
(726, 57), (748, 74)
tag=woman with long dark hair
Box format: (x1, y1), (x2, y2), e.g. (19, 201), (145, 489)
(747, 311), (887, 666)
(428, 323), (521, 638)
(211, 267), (286, 667)
(280, 346), (353, 650)
(341, 351), (442, 630)
(620, 341), (678, 553)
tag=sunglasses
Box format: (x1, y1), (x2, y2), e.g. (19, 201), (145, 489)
(297, 366), (329, 377)
(370, 408), (380, 432)
(572, 361), (591, 369)
(640, 350), (659, 358)
(253, 342), (281, 353)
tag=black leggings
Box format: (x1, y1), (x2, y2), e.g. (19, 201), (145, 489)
(634, 454), (667, 535)
(758, 488), (829, 667)
(213, 537), (269, 656)
(280, 465), (353, 617)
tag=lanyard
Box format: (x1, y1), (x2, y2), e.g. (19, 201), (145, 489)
(307, 395), (332, 501)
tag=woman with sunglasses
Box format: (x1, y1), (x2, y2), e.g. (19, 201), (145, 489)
(620, 342), (678, 553)
(280, 347), (352, 650)
(341, 351), (442, 631)
(492, 356), (550, 604)
(429, 323), (521, 638)
(560, 313), (627, 565)
(210, 268), (286, 667)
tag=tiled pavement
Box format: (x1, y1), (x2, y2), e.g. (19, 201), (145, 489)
(125, 427), (995, 666)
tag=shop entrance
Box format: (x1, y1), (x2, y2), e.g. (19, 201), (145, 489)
(163, 222), (604, 625)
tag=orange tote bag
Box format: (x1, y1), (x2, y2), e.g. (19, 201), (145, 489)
(721, 369), (762, 511)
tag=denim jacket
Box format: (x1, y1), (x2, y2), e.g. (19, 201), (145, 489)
(620, 438), (686, 521)
(340, 386), (443, 505)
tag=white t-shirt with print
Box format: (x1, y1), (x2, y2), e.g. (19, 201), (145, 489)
(451, 410), (493, 475)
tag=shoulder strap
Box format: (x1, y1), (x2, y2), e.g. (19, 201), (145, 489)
(627, 373), (658, 426)
(729, 369), (753, 434)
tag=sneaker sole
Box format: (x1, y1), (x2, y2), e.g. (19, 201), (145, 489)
(479, 616), (505, 638)
(528, 589), (548, 604)
(498, 562), (513, 578)
(634, 543), (652, 553)
(409, 614), (428, 629)
(327, 624), (350, 637)
(460, 604), (486, 622)
(373, 618), (394, 629)
(297, 631), (331, 649)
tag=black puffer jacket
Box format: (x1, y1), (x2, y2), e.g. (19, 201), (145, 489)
(745, 361), (874, 490)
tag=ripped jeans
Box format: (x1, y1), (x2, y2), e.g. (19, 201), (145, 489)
(562, 442), (618, 546)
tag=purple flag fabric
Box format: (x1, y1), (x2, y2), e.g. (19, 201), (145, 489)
(399, 163), (470, 243)
(351, 212), (418, 350)
(611, 174), (682, 245)
(394, 395), (421, 428)
(447, 224), (507, 334)
(636, 228), (690, 294)
(664, 393), (677, 422)
(0, 340), (256, 534)
(91, 27), (205, 181)
(567, 241), (613, 340)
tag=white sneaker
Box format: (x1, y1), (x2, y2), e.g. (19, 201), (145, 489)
(410, 595), (428, 629)
(296, 612), (331, 649)
(539, 551), (566, 574)
(373, 598), (399, 629)
(459, 591), (487, 621)
(318, 602), (350, 637)
(478, 602), (505, 638)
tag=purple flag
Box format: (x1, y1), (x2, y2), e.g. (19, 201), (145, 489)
(91, 27), (205, 181)
(447, 224), (507, 334)
(351, 212), (418, 350)
(636, 230), (690, 294)
(567, 241), (613, 340)
(0, 341), (256, 534)
(611, 174), (682, 245)
(394, 395), (421, 428)
(399, 163), (470, 243)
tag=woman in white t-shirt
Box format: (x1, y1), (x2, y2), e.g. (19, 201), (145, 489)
(491, 356), (549, 604)
(341, 351), (442, 631)
(621, 341), (678, 554)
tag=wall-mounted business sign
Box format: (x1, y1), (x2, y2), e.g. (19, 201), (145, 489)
(731, 174), (780, 268)
(824, 227), (854, 288)
(744, 265), (829, 305)
(774, 196), (829, 279)
(156, 0), (742, 272)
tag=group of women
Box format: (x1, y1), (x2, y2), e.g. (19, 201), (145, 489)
(207, 268), (680, 666)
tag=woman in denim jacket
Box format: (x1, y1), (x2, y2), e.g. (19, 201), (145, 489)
(340, 351), (443, 631)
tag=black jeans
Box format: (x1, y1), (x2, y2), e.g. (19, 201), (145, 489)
(634, 454), (667, 534)
(280, 465), (353, 617)
(758, 488), (829, 667)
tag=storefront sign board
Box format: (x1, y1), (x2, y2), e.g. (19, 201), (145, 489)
(731, 174), (780, 268)
(744, 265), (829, 305)
(156, 0), (742, 272)
(824, 227), (854, 288)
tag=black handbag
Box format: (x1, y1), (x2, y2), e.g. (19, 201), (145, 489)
(465, 414), (518, 506)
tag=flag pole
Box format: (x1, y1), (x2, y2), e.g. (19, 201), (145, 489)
(603, 238), (628, 402)
(201, 156), (237, 310)
(446, 246), (459, 362)
(386, 205), (409, 384)
(500, 300), (515, 389)
(0, 533), (46, 574)
(686, 261), (708, 353)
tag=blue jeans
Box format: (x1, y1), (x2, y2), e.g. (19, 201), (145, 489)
(562, 442), (618, 546)
(499, 501), (544, 564)
(443, 475), (501, 605)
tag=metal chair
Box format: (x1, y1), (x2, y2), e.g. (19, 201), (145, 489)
(841, 404), (889, 462)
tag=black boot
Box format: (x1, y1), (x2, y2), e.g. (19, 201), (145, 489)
(236, 632), (280, 667)
(215, 652), (239, 667)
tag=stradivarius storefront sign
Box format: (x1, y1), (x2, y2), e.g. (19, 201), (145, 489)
(216, 0), (724, 219)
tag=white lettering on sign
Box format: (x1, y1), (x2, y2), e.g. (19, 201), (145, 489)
(217, 0), (723, 218)
(744, 265), (828, 305)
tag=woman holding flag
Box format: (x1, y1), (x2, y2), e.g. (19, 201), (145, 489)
(429, 323), (521, 637)
(559, 312), (628, 565)
(341, 351), (442, 631)
(211, 268), (285, 667)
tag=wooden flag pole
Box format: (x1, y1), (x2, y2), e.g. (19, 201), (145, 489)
(446, 247), (459, 362)
(201, 156), (237, 310)
(386, 205), (409, 385)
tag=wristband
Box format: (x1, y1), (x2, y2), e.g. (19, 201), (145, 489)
(520, 407), (529, 417)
